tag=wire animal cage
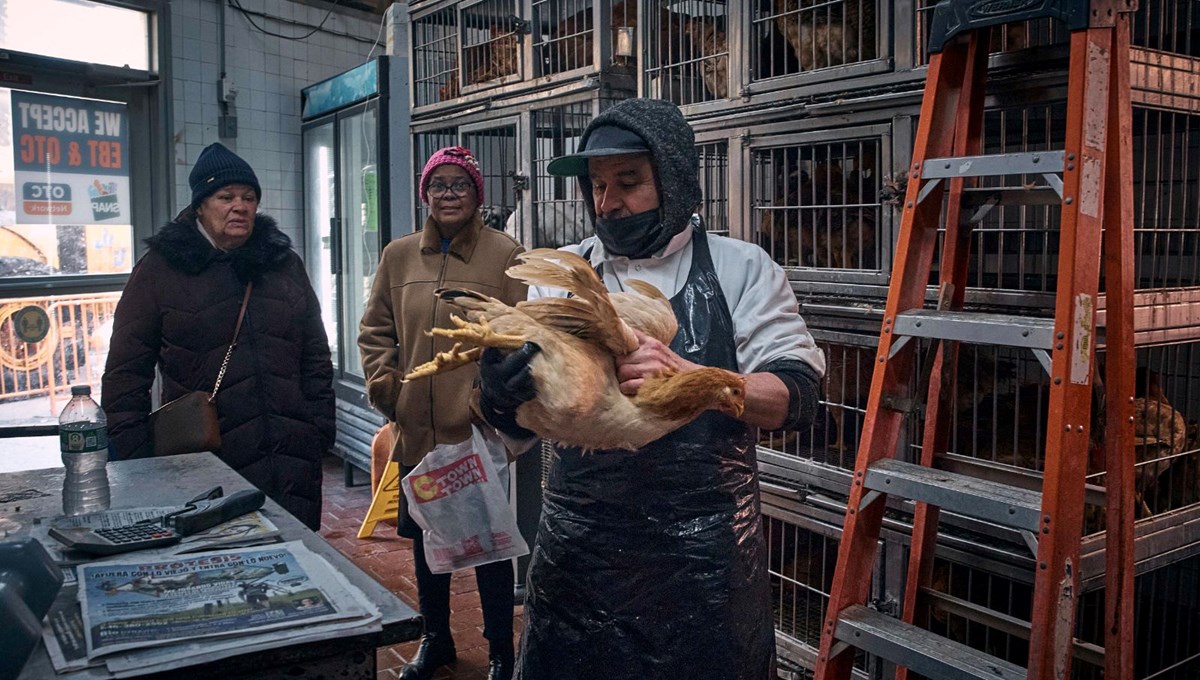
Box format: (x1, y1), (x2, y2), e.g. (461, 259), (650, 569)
(924, 552), (1200, 679)
(764, 507), (878, 674)
(531, 0), (639, 76)
(412, 8), (459, 107)
(918, 103), (1200, 298)
(756, 0), (880, 75)
(913, 0), (1063, 65)
(758, 332), (877, 473)
(698, 140), (730, 236)
(401, 4), (1200, 676)
(751, 137), (884, 273)
(463, 124), (521, 229)
(643, 1), (727, 105)
(1132, 0), (1199, 56)
(413, 128), (459, 222)
(412, 1), (526, 106)
(459, 1), (525, 94)
(914, 0), (1198, 65)
(522, 101), (593, 248)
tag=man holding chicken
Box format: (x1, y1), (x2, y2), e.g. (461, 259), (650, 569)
(479, 98), (826, 679)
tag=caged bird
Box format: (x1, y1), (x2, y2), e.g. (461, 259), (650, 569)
(401, 248), (748, 451)
(1128, 369), (1190, 515)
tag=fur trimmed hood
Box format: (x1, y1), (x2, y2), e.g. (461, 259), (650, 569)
(145, 214), (293, 283)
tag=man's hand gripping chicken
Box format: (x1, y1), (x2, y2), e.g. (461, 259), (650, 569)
(403, 248), (746, 451)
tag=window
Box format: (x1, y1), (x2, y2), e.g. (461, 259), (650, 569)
(0, 0), (151, 71)
(0, 89), (134, 279)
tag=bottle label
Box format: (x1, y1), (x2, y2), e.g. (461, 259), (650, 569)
(61, 425), (108, 453)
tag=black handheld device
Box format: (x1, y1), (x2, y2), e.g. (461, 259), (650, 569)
(49, 488), (268, 556)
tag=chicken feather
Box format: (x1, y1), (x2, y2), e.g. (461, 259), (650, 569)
(401, 250), (745, 451)
(506, 249), (640, 354)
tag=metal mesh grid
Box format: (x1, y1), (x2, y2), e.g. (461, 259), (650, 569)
(462, 125), (520, 231)
(913, 0), (1063, 66)
(947, 346), (1052, 473)
(644, 1), (723, 105)
(926, 553), (1200, 679)
(413, 128), (459, 224)
(1120, 345), (1200, 524)
(532, 0), (637, 76)
(1131, 108), (1200, 290)
(755, 0), (879, 76)
(412, 8), (459, 106)
(766, 515), (841, 651)
(698, 140), (730, 236)
(914, 0), (1198, 65)
(920, 102), (1067, 294)
(896, 337), (1200, 535)
(758, 335), (876, 472)
(751, 139), (882, 271)
(921, 556), (1035, 670)
(920, 104), (1199, 295)
(1125, 552), (1200, 679)
(526, 101), (592, 248)
(1132, 0), (1199, 56)
(460, 1), (523, 91)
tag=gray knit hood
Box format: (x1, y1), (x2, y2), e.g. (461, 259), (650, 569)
(576, 98), (701, 247)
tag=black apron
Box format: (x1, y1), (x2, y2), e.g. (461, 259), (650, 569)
(517, 228), (775, 680)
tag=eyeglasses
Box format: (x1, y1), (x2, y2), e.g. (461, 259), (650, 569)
(428, 180), (474, 198)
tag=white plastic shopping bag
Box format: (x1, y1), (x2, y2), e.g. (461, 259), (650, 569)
(401, 426), (529, 574)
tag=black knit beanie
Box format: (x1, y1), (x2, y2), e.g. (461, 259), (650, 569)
(189, 142), (262, 209)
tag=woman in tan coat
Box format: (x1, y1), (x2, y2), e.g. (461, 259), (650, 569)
(358, 146), (525, 680)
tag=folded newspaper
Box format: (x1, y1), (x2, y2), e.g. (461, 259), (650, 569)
(73, 541), (380, 663)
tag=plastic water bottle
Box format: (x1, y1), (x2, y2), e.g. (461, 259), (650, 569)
(59, 385), (111, 516)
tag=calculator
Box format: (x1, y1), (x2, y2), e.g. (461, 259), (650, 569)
(49, 523), (182, 556)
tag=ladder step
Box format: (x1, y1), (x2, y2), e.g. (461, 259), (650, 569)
(835, 604), (1027, 680)
(921, 151), (1064, 179)
(864, 459), (1043, 532)
(892, 310), (1055, 350)
(961, 185), (1064, 212)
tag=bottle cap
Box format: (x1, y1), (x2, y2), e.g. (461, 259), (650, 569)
(70, 385), (92, 396)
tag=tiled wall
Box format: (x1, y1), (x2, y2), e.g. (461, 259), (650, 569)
(169, 0), (383, 248)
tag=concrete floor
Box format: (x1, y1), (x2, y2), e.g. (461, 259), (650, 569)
(318, 456), (525, 680)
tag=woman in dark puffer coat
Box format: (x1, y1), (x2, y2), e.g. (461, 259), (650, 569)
(102, 143), (334, 530)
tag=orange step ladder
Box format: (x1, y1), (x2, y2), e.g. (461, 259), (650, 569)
(813, 0), (1138, 677)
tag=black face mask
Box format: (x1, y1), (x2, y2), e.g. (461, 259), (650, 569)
(595, 209), (675, 259)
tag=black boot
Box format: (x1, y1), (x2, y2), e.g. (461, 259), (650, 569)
(486, 644), (514, 680)
(486, 654), (514, 680)
(399, 632), (456, 680)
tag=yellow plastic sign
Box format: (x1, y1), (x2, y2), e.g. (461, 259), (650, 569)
(357, 461), (400, 539)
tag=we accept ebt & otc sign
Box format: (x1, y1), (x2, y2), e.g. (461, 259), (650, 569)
(11, 90), (130, 223)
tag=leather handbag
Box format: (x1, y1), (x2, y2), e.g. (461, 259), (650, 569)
(150, 284), (252, 457)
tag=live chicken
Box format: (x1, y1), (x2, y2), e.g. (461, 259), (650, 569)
(403, 248), (747, 451)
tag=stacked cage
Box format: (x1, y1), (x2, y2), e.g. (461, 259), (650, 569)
(723, 0), (1198, 675)
(407, 0), (1199, 675)
(408, 0), (647, 590)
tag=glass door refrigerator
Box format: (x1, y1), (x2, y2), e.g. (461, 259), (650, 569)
(301, 56), (410, 479)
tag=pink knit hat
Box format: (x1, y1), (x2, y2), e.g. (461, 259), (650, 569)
(420, 146), (485, 204)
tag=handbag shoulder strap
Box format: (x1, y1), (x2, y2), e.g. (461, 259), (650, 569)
(209, 283), (253, 401)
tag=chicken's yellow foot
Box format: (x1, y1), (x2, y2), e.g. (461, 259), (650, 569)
(429, 316), (525, 349)
(402, 343), (483, 382)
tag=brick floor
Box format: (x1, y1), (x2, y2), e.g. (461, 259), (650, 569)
(316, 455), (523, 680)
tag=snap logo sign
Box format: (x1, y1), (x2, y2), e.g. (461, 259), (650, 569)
(11, 91), (129, 223)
